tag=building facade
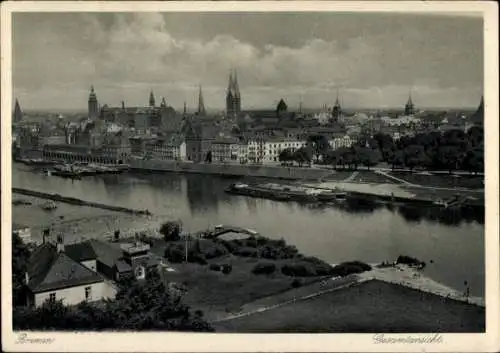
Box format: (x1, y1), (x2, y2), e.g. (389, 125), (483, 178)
(211, 137), (240, 163)
(144, 134), (186, 161)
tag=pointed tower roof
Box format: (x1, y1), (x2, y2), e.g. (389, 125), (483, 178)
(276, 98), (288, 113)
(13, 98), (23, 123)
(232, 69), (240, 95)
(198, 86), (206, 115)
(160, 97), (167, 108)
(406, 89), (413, 106)
(471, 95), (484, 124)
(334, 88), (341, 107)
(227, 70), (234, 92)
(149, 90), (156, 107)
(88, 85), (97, 100)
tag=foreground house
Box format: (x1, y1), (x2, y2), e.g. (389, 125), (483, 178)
(24, 236), (162, 307)
(24, 241), (115, 307)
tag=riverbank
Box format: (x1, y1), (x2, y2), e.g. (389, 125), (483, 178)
(130, 159), (332, 180)
(12, 187), (152, 215)
(226, 181), (484, 209)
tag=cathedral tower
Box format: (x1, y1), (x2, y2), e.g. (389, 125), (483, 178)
(226, 69), (241, 117)
(88, 85), (99, 120)
(331, 89), (343, 122)
(404, 90), (415, 116)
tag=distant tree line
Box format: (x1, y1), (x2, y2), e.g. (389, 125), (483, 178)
(279, 127), (484, 174)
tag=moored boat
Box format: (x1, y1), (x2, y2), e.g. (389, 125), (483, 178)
(41, 200), (58, 210)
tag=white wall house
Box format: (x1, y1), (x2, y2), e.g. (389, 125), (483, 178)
(263, 138), (306, 163)
(25, 242), (117, 308)
(30, 281), (116, 307)
(329, 135), (355, 150)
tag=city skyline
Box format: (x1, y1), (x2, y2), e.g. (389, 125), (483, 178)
(13, 12), (483, 111)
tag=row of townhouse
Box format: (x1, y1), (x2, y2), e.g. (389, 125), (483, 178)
(127, 132), (357, 165)
(210, 134), (357, 165)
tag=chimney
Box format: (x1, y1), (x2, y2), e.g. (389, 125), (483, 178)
(56, 235), (65, 253)
(25, 271), (29, 285)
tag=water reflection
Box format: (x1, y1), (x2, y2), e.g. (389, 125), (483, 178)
(12, 164), (485, 296)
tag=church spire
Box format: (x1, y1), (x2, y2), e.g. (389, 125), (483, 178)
(149, 90), (156, 107)
(13, 98), (23, 123)
(404, 89), (415, 115)
(334, 88), (340, 107)
(198, 85), (206, 116)
(160, 97), (166, 108)
(232, 69), (240, 95)
(227, 70), (234, 92)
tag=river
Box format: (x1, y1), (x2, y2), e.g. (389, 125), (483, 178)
(12, 163), (485, 297)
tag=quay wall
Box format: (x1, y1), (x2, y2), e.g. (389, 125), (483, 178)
(130, 159), (331, 180)
(12, 188), (151, 215)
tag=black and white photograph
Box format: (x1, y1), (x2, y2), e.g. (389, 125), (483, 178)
(1, 1), (498, 352)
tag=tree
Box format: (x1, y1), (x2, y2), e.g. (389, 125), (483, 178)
(358, 147), (380, 170)
(306, 135), (331, 163)
(292, 147), (312, 167)
(462, 148), (484, 175)
(12, 233), (31, 307)
(387, 149), (405, 170)
(403, 145), (427, 172)
(437, 145), (462, 174)
(160, 221), (182, 241)
(278, 148), (294, 166)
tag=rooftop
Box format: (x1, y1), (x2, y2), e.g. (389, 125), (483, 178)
(26, 243), (103, 293)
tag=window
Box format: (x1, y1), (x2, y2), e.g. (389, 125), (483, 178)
(85, 286), (92, 301)
(49, 292), (56, 303)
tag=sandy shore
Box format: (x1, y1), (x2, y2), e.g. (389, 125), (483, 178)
(358, 264), (485, 307)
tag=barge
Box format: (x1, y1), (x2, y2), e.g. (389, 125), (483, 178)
(225, 183), (347, 203)
(226, 183), (483, 210)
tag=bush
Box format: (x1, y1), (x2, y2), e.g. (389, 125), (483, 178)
(164, 244), (185, 263)
(396, 255), (425, 268)
(160, 221), (182, 241)
(291, 278), (303, 288)
(191, 254), (207, 265)
(209, 264), (221, 272)
(302, 257), (333, 276)
(244, 236), (258, 248)
(331, 261), (372, 277)
(221, 264), (232, 274)
(252, 262), (276, 275)
(202, 243), (229, 259)
(281, 262), (317, 277)
(219, 240), (238, 254)
(234, 246), (259, 258)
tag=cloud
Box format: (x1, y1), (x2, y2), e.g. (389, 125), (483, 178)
(13, 13), (483, 110)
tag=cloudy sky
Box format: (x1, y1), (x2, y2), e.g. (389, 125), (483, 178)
(13, 12), (483, 111)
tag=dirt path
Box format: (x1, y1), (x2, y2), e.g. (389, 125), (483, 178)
(343, 171), (359, 182)
(374, 170), (416, 186)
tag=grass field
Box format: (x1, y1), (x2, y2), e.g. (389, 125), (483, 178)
(213, 279), (485, 333)
(161, 255), (324, 321)
(388, 171), (484, 189)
